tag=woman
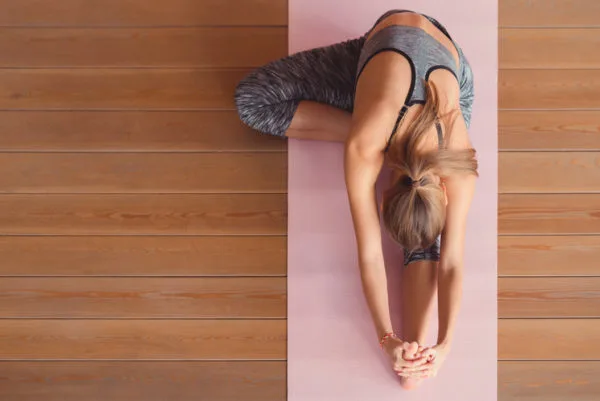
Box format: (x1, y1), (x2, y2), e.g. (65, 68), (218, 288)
(235, 9), (478, 389)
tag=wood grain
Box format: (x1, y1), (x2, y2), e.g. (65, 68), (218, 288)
(0, 28), (287, 68)
(499, 194), (600, 235)
(499, 319), (600, 360)
(0, 361), (286, 401)
(499, 236), (600, 276)
(499, 277), (600, 318)
(0, 153), (287, 193)
(499, 361), (600, 401)
(500, 70), (600, 109)
(0, 194), (287, 235)
(0, 320), (286, 360)
(0, 236), (287, 276)
(500, 29), (600, 69)
(0, 0), (287, 27)
(499, 152), (600, 193)
(0, 111), (287, 151)
(0, 69), (249, 110)
(499, 111), (600, 150)
(500, 0), (600, 27)
(0, 277), (286, 318)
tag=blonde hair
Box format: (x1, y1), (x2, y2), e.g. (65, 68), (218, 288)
(382, 79), (478, 252)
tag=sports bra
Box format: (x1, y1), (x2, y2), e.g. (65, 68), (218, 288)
(355, 10), (461, 152)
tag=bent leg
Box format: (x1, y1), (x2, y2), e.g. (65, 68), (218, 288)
(399, 260), (438, 388)
(234, 36), (365, 139)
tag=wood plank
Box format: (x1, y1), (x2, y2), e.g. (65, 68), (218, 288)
(0, 111), (287, 151)
(499, 194), (600, 235)
(499, 277), (600, 318)
(499, 152), (600, 193)
(0, 194), (287, 235)
(499, 361), (600, 401)
(500, 0), (600, 27)
(0, 28), (287, 68)
(0, 320), (286, 359)
(0, 278), (286, 318)
(0, 69), (249, 110)
(0, 361), (286, 401)
(499, 319), (600, 360)
(500, 29), (600, 69)
(0, 153), (287, 193)
(0, 236), (286, 276)
(499, 111), (600, 150)
(499, 236), (600, 276)
(500, 70), (600, 109)
(0, 0), (287, 26)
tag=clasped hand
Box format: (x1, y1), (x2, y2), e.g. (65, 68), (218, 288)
(382, 337), (449, 379)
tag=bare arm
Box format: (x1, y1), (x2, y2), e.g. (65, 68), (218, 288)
(344, 101), (398, 340)
(437, 112), (477, 347)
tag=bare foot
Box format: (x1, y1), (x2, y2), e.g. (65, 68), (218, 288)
(398, 341), (431, 390)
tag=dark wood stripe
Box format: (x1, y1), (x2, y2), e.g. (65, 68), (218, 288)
(0, 320), (286, 360)
(0, 111), (287, 152)
(0, 236), (287, 276)
(0, 361), (286, 401)
(0, 153), (287, 193)
(0, 277), (286, 318)
(499, 194), (600, 235)
(0, 28), (286, 68)
(0, 0), (287, 27)
(500, 0), (600, 27)
(499, 152), (600, 193)
(500, 29), (600, 69)
(0, 69), (249, 110)
(500, 70), (600, 109)
(0, 194), (287, 235)
(499, 319), (600, 360)
(499, 277), (600, 318)
(499, 361), (600, 401)
(499, 236), (600, 276)
(499, 111), (600, 151)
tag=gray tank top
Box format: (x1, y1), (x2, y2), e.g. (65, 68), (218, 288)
(356, 10), (460, 152)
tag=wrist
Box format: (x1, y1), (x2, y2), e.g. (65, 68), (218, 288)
(379, 331), (399, 349)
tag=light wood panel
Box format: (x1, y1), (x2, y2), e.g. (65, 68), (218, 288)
(0, 0), (287, 27)
(500, 0), (600, 27)
(499, 277), (600, 317)
(499, 194), (600, 235)
(0, 111), (287, 151)
(0, 69), (248, 110)
(0, 320), (286, 359)
(499, 111), (600, 150)
(499, 361), (600, 401)
(499, 70), (600, 109)
(0, 361), (286, 401)
(499, 236), (600, 276)
(499, 319), (600, 360)
(0, 277), (286, 318)
(0, 153), (287, 193)
(0, 194), (287, 235)
(0, 28), (287, 68)
(499, 152), (600, 193)
(0, 236), (287, 276)
(500, 29), (600, 69)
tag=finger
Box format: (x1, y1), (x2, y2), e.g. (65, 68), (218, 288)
(398, 365), (432, 374)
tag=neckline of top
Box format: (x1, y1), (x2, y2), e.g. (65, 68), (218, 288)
(364, 24), (460, 72)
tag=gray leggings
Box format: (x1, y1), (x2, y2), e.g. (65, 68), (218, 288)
(234, 18), (475, 266)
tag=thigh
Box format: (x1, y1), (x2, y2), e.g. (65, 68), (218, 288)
(235, 37), (365, 137)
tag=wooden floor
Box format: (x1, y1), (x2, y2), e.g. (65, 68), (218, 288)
(0, 0), (598, 400)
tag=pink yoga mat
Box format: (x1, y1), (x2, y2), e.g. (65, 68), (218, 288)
(288, 1), (497, 400)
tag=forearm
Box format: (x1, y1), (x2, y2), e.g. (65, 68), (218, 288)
(359, 258), (394, 340)
(436, 266), (463, 346)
